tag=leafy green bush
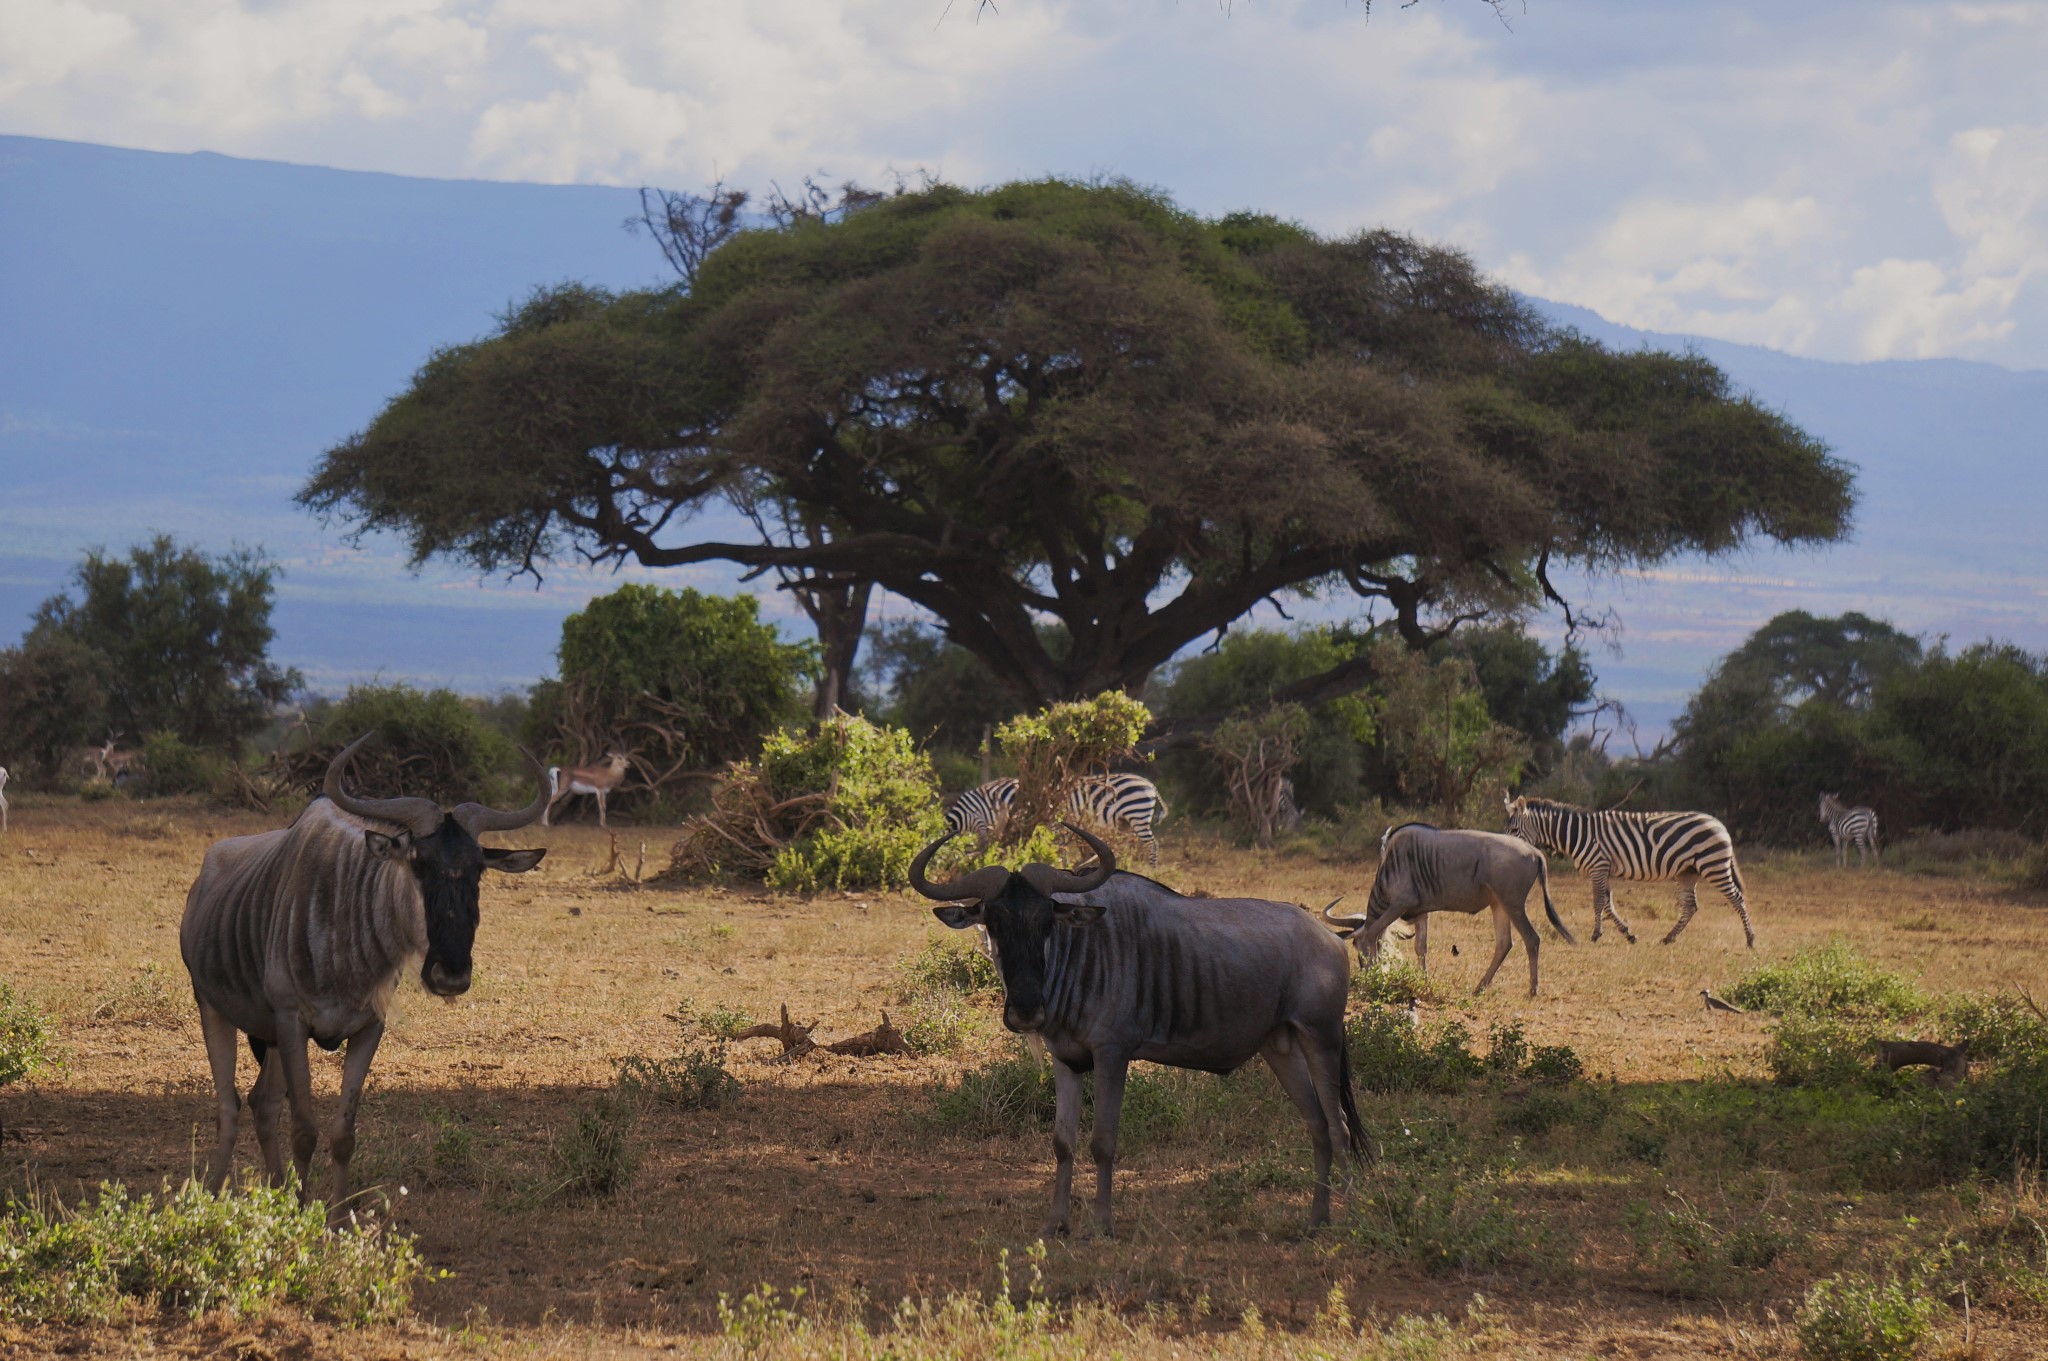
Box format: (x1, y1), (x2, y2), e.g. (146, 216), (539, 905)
(670, 714), (946, 890)
(137, 730), (227, 796)
(1347, 1161), (1536, 1275)
(1351, 957), (1438, 1007)
(1727, 941), (1926, 1021)
(927, 1047), (1056, 1138)
(895, 939), (1001, 1054)
(541, 1093), (639, 1200)
(994, 691), (1150, 843)
(0, 1179), (423, 1324)
(616, 1045), (741, 1111)
(1625, 1193), (1795, 1299)
(901, 938), (1001, 996)
(1795, 1272), (1936, 1361)
(1346, 1012), (1577, 1095)
(1768, 1014), (1887, 1088)
(292, 684), (522, 804)
(1942, 991), (2048, 1060)
(0, 984), (56, 1090)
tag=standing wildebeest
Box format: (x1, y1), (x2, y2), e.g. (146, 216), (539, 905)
(1324, 823), (1574, 997)
(908, 825), (1366, 1236)
(181, 732), (548, 1204)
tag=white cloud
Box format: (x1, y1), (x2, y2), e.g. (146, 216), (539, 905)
(2, 1), (2048, 366)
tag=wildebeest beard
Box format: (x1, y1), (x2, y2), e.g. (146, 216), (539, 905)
(980, 887), (1062, 1033)
(414, 819), (484, 996)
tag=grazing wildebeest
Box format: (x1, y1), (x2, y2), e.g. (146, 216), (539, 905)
(908, 824), (1366, 1237)
(181, 732), (547, 1204)
(1324, 823), (1574, 997)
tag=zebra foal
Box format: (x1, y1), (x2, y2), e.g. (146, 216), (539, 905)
(944, 774), (1169, 865)
(1818, 793), (1880, 868)
(1503, 794), (1756, 949)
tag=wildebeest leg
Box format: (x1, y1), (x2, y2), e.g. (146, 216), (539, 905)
(1505, 888), (1544, 997)
(1042, 1057), (1083, 1237)
(325, 1019), (384, 1214)
(273, 1016), (321, 1202)
(249, 1048), (287, 1185)
(197, 1000), (244, 1193)
(1260, 1031), (1334, 1227)
(1088, 1053), (1132, 1239)
(1475, 898), (1515, 994)
(1661, 876), (1701, 945)
(1412, 913), (1429, 974)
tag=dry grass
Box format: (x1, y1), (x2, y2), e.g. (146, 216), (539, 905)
(4, 798), (2048, 1358)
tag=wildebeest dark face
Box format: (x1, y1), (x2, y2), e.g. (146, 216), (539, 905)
(934, 881), (1103, 1033)
(364, 820), (545, 997)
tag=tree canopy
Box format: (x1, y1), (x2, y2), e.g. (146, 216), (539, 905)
(303, 179), (1854, 714)
(17, 536), (298, 754)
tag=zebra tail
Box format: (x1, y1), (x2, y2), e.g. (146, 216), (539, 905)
(1337, 1040), (1372, 1163)
(1538, 856), (1575, 944)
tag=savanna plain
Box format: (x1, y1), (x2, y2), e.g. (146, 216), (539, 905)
(4, 797), (2047, 1359)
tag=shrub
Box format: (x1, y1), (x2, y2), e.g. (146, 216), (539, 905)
(927, 1048), (1056, 1138)
(994, 691), (1151, 843)
(668, 714), (946, 890)
(1942, 991), (2048, 1060)
(1795, 1272), (1937, 1361)
(1767, 1014), (1888, 1088)
(1347, 1161), (1535, 1274)
(138, 731), (227, 796)
(900, 938), (1001, 997)
(698, 1003), (754, 1040)
(0, 984), (56, 1090)
(899, 990), (981, 1057)
(1625, 1193), (1795, 1299)
(616, 1045), (741, 1111)
(541, 1093), (639, 1200)
(0, 1179), (423, 1325)
(1525, 1044), (1585, 1083)
(1352, 957), (1438, 1007)
(1726, 941), (1926, 1021)
(285, 684), (521, 804)
(1347, 1012), (1577, 1094)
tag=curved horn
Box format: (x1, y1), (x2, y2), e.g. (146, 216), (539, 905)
(1321, 895), (1369, 933)
(452, 748), (552, 837)
(1018, 822), (1116, 897)
(324, 731), (443, 839)
(906, 833), (1013, 903)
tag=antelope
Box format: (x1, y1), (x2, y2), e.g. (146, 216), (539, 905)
(0, 765), (9, 833)
(543, 747), (632, 828)
(89, 732), (140, 786)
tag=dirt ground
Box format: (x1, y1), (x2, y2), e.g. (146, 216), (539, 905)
(3, 795), (2045, 1358)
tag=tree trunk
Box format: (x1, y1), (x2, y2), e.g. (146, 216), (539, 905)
(801, 581), (873, 720)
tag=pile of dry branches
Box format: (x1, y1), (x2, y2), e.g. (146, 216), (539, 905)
(663, 764), (841, 881)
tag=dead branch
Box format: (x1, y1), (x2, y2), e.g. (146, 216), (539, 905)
(2018, 988), (2047, 1025)
(1876, 1039), (1971, 1088)
(733, 1004), (817, 1061)
(824, 1011), (912, 1057)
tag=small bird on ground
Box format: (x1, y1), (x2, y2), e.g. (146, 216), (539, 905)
(1701, 989), (1745, 1014)
(1404, 998), (1420, 1029)
(1450, 944), (1460, 957)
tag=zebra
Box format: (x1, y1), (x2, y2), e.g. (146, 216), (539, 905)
(1502, 793), (1755, 949)
(1818, 793), (1880, 868)
(943, 774), (1170, 865)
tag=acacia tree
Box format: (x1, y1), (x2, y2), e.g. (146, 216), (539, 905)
(303, 180), (1853, 725)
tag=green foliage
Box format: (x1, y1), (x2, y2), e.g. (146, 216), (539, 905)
(995, 691), (1152, 841)
(0, 1179), (423, 1325)
(1795, 1273), (1937, 1361)
(1351, 958), (1439, 1007)
(1208, 702), (1312, 847)
(0, 984), (57, 1089)
(1368, 640), (1530, 823)
(534, 584), (814, 788)
(859, 621), (1032, 753)
(24, 535), (299, 749)
(926, 1047), (1055, 1138)
(1347, 1159), (1536, 1275)
(1348, 1012), (1581, 1096)
(542, 1093), (639, 1201)
(697, 1003), (754, 1040)
(138, 730), (227, 796)
(0, 632), (110, 781)
(1624, 1192), (1796, 1299)
(1726, 942), (1927, 1022)
(1434, 625), (1595, 778)
(616, 1044), (741, 1111)
(900, 938), (1002, 997)
(294, 684), (523, 804)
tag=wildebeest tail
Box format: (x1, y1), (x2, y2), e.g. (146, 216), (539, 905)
(1536, 856), (1575, 944)
(1337, 1041), (1373, 1163)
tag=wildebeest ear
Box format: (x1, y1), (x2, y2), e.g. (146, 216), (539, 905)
(363, 829), (413, 862)
(932, 904), (983, 929)
(484, 847), (546, 874)
(1052, 901), (1105, 926)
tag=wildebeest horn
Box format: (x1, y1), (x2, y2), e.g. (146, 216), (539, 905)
(1321, 895), (1369, 933)
(907, 833), (1014, 903)
(452, 747), (551, 837)
(325, 732), (443, 839)
(1018, 822), (1116, 897)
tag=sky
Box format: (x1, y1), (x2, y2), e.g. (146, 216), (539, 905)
(1, 0), (2044, 735)
(5, 0), (2048, 370)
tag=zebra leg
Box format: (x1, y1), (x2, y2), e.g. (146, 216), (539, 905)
(197, 1001), (245, 1193)
(1141, 820), (1159, 866)
(1719, 873), (1758, 949)
(1042, 1057), (1083, 1237)
(1661, 881), (1701, 945)
(1592, 864), (1637, 944)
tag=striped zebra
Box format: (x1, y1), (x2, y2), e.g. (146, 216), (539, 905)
(943, 774), (1169, 865)
(1502, 794), (1755, 949)
(1818, 793), (1880, 868)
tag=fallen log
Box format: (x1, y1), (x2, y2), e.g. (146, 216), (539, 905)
(825, 1011), (912, 1057)
(1875, 1039), (1970, 1088)
(733, 1004), (817, 1061)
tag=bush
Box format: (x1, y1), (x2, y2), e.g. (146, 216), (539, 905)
(137, 731), (226, 796)
(668, 715), (946, 890)
(901, 939), (1001, 997)
(927, 1048), (1056, 1138)
(1795, 1272), (1937, 1361)
(1351, 958), (1438, 1007)
(286, 684), (522, 804)
(1346, 1012), (1577, 1095)
(0, 984), (56, 1090)
(1347, 1161), (1536, 1274)
(0, 1179), (423, 1325)
(1767, 1014), (1888, 1089)
(541, 1093), (639, 1201)
(616, 1045), (741, 1111)
(994, 692), (1151, 843)
(1625, 1193), (1795, 1299)
(1726, 942), (1926, 1022)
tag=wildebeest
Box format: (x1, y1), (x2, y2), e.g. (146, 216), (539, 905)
(180, 732), (548, 1204)
(1323, 823), (1574, 997)
(908, 824), (1366, 1236)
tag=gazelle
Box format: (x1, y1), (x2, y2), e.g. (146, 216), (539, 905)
(543, 747), (632, 828)
(90, 732), (140, 786)
(1, 765), (9, 833)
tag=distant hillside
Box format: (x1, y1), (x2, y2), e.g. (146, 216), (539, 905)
(2, 136), (2041, 730)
